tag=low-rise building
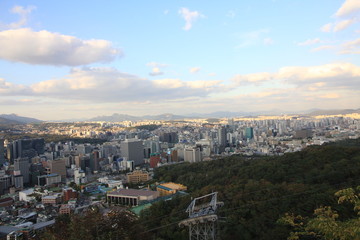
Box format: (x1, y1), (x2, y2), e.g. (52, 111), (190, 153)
(107, 189), (159, 206)
(37, 174), (61, 186)
(126, 170), (150, 184)
(156, 182), (187, 196)
(42, 194), (62, 205)
(19, 189), (35, 202)
(59, 204), (72, 215)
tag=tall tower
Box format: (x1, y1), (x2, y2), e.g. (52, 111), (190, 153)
(179, 192), (223, 240)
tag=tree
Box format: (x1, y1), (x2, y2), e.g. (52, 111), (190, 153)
(280, 186), (360, 240)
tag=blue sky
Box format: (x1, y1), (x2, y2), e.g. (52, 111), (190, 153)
(0, 0), (359, 120)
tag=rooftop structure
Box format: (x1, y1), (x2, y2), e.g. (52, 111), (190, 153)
(107, 188), (159, 206)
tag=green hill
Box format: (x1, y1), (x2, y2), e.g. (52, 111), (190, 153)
(139, 139), (360, 240)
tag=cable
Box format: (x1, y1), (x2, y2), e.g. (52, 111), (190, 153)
(134, 178), (360, 235)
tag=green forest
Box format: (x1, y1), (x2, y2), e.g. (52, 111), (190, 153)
(41, 139), (360, 239)
(139, 139), (360, 239)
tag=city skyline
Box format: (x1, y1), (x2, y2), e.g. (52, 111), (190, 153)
(0, 0), (359, 120)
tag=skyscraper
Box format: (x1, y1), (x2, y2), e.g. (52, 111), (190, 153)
(90, 151), (100, 172)
(48, 158), (66, 181)
(120, 139), (144, 166)
(218, 127), (226, 153)
(0, 139), (5, 166)
(14, 158), (30, 184)
(245, 127), (254, 140)
(11, 138), (45, 159)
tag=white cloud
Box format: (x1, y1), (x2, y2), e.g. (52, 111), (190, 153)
(320, 1), (360, 33)
(0, 78), (30, 95)
(336, 0), (360, 17)
(320, 20), (356, 32)
(298, 38), (322, 46)
(339, 38), (360, 54)
(321, 23), (332, 32)
(178, 8), (204, 31)
(232, 72), (274, 85)
(311, 45), (336, 52)
(333, 19), (356, 32)
(0, 5), (36, 29)
(0, 28), (121, 66)
(0, 67), (225, 102)
(147, 62), (167, 76)
(319, 93), (340, 99)
(190, 67), (201, 73)
(232, 63), (360, 91)
(149, 67), (164, 76)
(277, 63), (360, 84)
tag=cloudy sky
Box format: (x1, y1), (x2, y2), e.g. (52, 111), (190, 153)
(0, 0), (359, 120)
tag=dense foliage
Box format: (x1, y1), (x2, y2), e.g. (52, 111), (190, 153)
(280, 186), (360, 239)
(139, 139), (360, 239)
(39, 208), (150, 240)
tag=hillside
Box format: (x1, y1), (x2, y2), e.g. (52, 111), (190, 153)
(38, 139), (360, 240)
(0, 114), (42, 124)
(0, 117), (22, 125)
(139, 139), (360, 239)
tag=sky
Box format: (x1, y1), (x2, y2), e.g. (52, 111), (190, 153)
(0, 0), (359, 120)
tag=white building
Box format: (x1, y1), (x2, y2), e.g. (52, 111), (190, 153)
(19, 189), (35, 202)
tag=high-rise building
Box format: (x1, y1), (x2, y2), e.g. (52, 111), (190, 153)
(184, 147), (201, 163)
(14, 158), (30, 184)
(0, 139), (5, 166)
(48, 159), (66, 181)
(245, 127), (254, 140)
(160, 132), (178, 143)
(218, 127), (226, 153)
(120, 139), (144, 166)
(11, 138), (45, 160)
(90, 151), (100, 172)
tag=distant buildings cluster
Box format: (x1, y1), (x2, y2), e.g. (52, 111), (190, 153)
(0, 114), (358, 238)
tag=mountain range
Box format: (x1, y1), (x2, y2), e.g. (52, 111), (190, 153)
(87, 108), (360, 122)
(0, 108), (359, 123)
(0, 114), (42, 124)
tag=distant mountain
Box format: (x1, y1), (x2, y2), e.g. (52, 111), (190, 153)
(89, 113), (190, 122)
(0, 114), (42, 124)
(142, 113), (189, 120)
(86, 108), (360, 122)
(307, 108), (360, 116)
(89, 113), (141, 122)
(0, 117), (23, 125)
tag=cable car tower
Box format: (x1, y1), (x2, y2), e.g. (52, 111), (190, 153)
(179, 192), (223, 240)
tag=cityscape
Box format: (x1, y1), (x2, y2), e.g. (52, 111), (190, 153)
(0, 110), (359, 238)
(0, 0), (360, 239)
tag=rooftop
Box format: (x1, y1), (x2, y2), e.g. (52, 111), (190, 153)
(108, 188), (157, 197)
